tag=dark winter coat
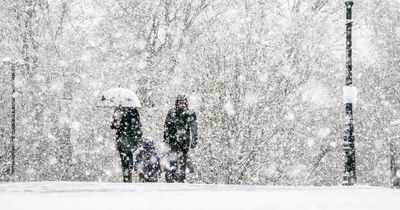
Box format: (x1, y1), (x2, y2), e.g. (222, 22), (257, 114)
(111, 107), (142, 151)
(163, 96), (198, 152)
(135, 142), (161, 182)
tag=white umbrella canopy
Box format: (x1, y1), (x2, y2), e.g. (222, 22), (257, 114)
(99, 88), (142, 108)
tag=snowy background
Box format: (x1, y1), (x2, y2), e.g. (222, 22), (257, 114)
(0, 0), (400, 187)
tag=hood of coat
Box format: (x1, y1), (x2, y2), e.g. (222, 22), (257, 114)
(175, 95), (189, 110)
(143, 138), (155, 151)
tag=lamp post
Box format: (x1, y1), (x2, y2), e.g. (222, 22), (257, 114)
(387, 121), (400, 188)
(2, 58), (20, 176)
(343, 0), (357, 186)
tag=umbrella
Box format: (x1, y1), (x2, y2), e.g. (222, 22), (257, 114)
(99, 88), (142, 108)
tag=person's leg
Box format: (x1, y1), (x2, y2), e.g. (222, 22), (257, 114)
(165, 170), (174, 183)
(119, 151), (128, 182)
(120, 150), (133, 183)
(165, 151), (178, 183)
(176, 150), (188, 182)
(126, 150), (134, 182)
(138, 173), (145, 183)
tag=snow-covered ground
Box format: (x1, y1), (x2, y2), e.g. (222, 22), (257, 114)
(0, 182), (399, 210)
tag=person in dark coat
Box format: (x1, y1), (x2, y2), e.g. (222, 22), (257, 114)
(134, 138), (161, 182)
(163, 95), (198, 183)
(111, 106), (142, 182)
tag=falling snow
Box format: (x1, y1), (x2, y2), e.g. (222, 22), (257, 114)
(0, 0), (399, 198)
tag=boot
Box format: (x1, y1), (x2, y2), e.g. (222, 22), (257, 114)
(123, 168), (132, 183)
(123, 175), (132, 183)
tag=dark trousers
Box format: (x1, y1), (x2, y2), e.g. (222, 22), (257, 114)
(119, 150), (134, 179)
(138, 173), (158, 183)
(165, 150), (188, 183)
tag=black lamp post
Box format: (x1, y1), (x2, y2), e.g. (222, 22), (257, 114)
(343, 0), (356, 186)
(2, 58), (18, 176)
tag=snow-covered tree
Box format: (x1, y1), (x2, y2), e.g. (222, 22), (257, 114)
(1, 0), (399, 186)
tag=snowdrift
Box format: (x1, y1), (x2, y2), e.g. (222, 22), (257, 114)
(0, 182), (399, 210)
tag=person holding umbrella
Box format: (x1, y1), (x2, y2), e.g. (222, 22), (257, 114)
(101, 88), (143, 183)
(111, 106), (142, 182)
